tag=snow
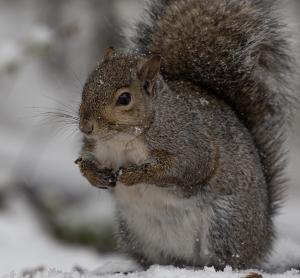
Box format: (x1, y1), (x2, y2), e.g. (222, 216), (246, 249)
(2, 266), (300, 278)
(0, 40), (22, 70)
(91, 266), (299, 278)
(0, 196), (138, 276)
(28, 25), (54, 46)
(0, 197), (103, 274)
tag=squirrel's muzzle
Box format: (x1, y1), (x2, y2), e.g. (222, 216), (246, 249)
(80, 120), (94, 135)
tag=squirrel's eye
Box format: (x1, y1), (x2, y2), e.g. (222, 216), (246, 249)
(116, 92), (131, 106)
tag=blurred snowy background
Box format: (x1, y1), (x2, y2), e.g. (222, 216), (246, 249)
(0, 0), (299, 277)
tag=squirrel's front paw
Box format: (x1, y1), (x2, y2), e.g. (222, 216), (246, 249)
(75, 157), (117, 189)
(118, 164), (149, 186)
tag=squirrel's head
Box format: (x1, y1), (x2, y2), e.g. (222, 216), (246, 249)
(79, 47), (162, 140)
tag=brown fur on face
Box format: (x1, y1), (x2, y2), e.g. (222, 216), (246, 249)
(102, 85), (150, 128)
(79, 52), (160, 139)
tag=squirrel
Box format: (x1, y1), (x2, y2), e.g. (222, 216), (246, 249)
(75, 0), (294, 270)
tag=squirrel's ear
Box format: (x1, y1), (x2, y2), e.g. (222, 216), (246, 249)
(138, 55), (161, 81)
(138, 55), (161, 95)
(103, 47), (115, 61)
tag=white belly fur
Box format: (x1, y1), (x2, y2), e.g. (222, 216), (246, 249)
(115, 182), (211, 263)
(94, 133), (148, 170)
(93, 134), (211, 264)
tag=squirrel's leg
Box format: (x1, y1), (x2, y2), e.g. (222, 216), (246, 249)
(118, 149), (178, 186)
(118, 149), (201, 191)
(75, 157), (117, 189)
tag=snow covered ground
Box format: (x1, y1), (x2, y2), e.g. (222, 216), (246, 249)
(3, 266), (300, 278)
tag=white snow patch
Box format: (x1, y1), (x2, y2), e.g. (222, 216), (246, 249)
(29, 25), (54, 46)
(0, 40), (22, 69)
(2, 266), (300, 278)
(0, 196), (123, 275)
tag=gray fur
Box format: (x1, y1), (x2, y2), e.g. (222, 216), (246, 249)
(78, 0), (295, 271)
(114, 79), (271, 269)
(130, 0), (294, 216)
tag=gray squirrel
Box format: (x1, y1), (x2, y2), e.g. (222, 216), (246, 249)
(75, 0), (294, 270)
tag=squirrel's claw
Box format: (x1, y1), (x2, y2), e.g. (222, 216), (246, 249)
(74, 157), (83, 164)
(118, 163), (150, 186)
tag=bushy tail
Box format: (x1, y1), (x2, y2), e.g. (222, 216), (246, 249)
(129, 0), (295, 215)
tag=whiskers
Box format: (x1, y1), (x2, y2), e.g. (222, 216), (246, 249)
(37, 109), (79, 126)
(29, 99), (81, 139)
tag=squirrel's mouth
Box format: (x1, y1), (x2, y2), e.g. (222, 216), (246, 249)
(96, 132), (118, 142)
(80, 123), (145, 143)
(81, 130), (117, 142)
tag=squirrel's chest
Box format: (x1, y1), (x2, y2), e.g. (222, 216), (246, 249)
(94, 135), (149, 170)
(114, 183), (212, 264)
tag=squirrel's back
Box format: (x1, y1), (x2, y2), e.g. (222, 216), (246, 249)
(129, 0), (294, 216)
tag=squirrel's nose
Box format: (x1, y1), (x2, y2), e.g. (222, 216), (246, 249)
(80, 120), (94, 135)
